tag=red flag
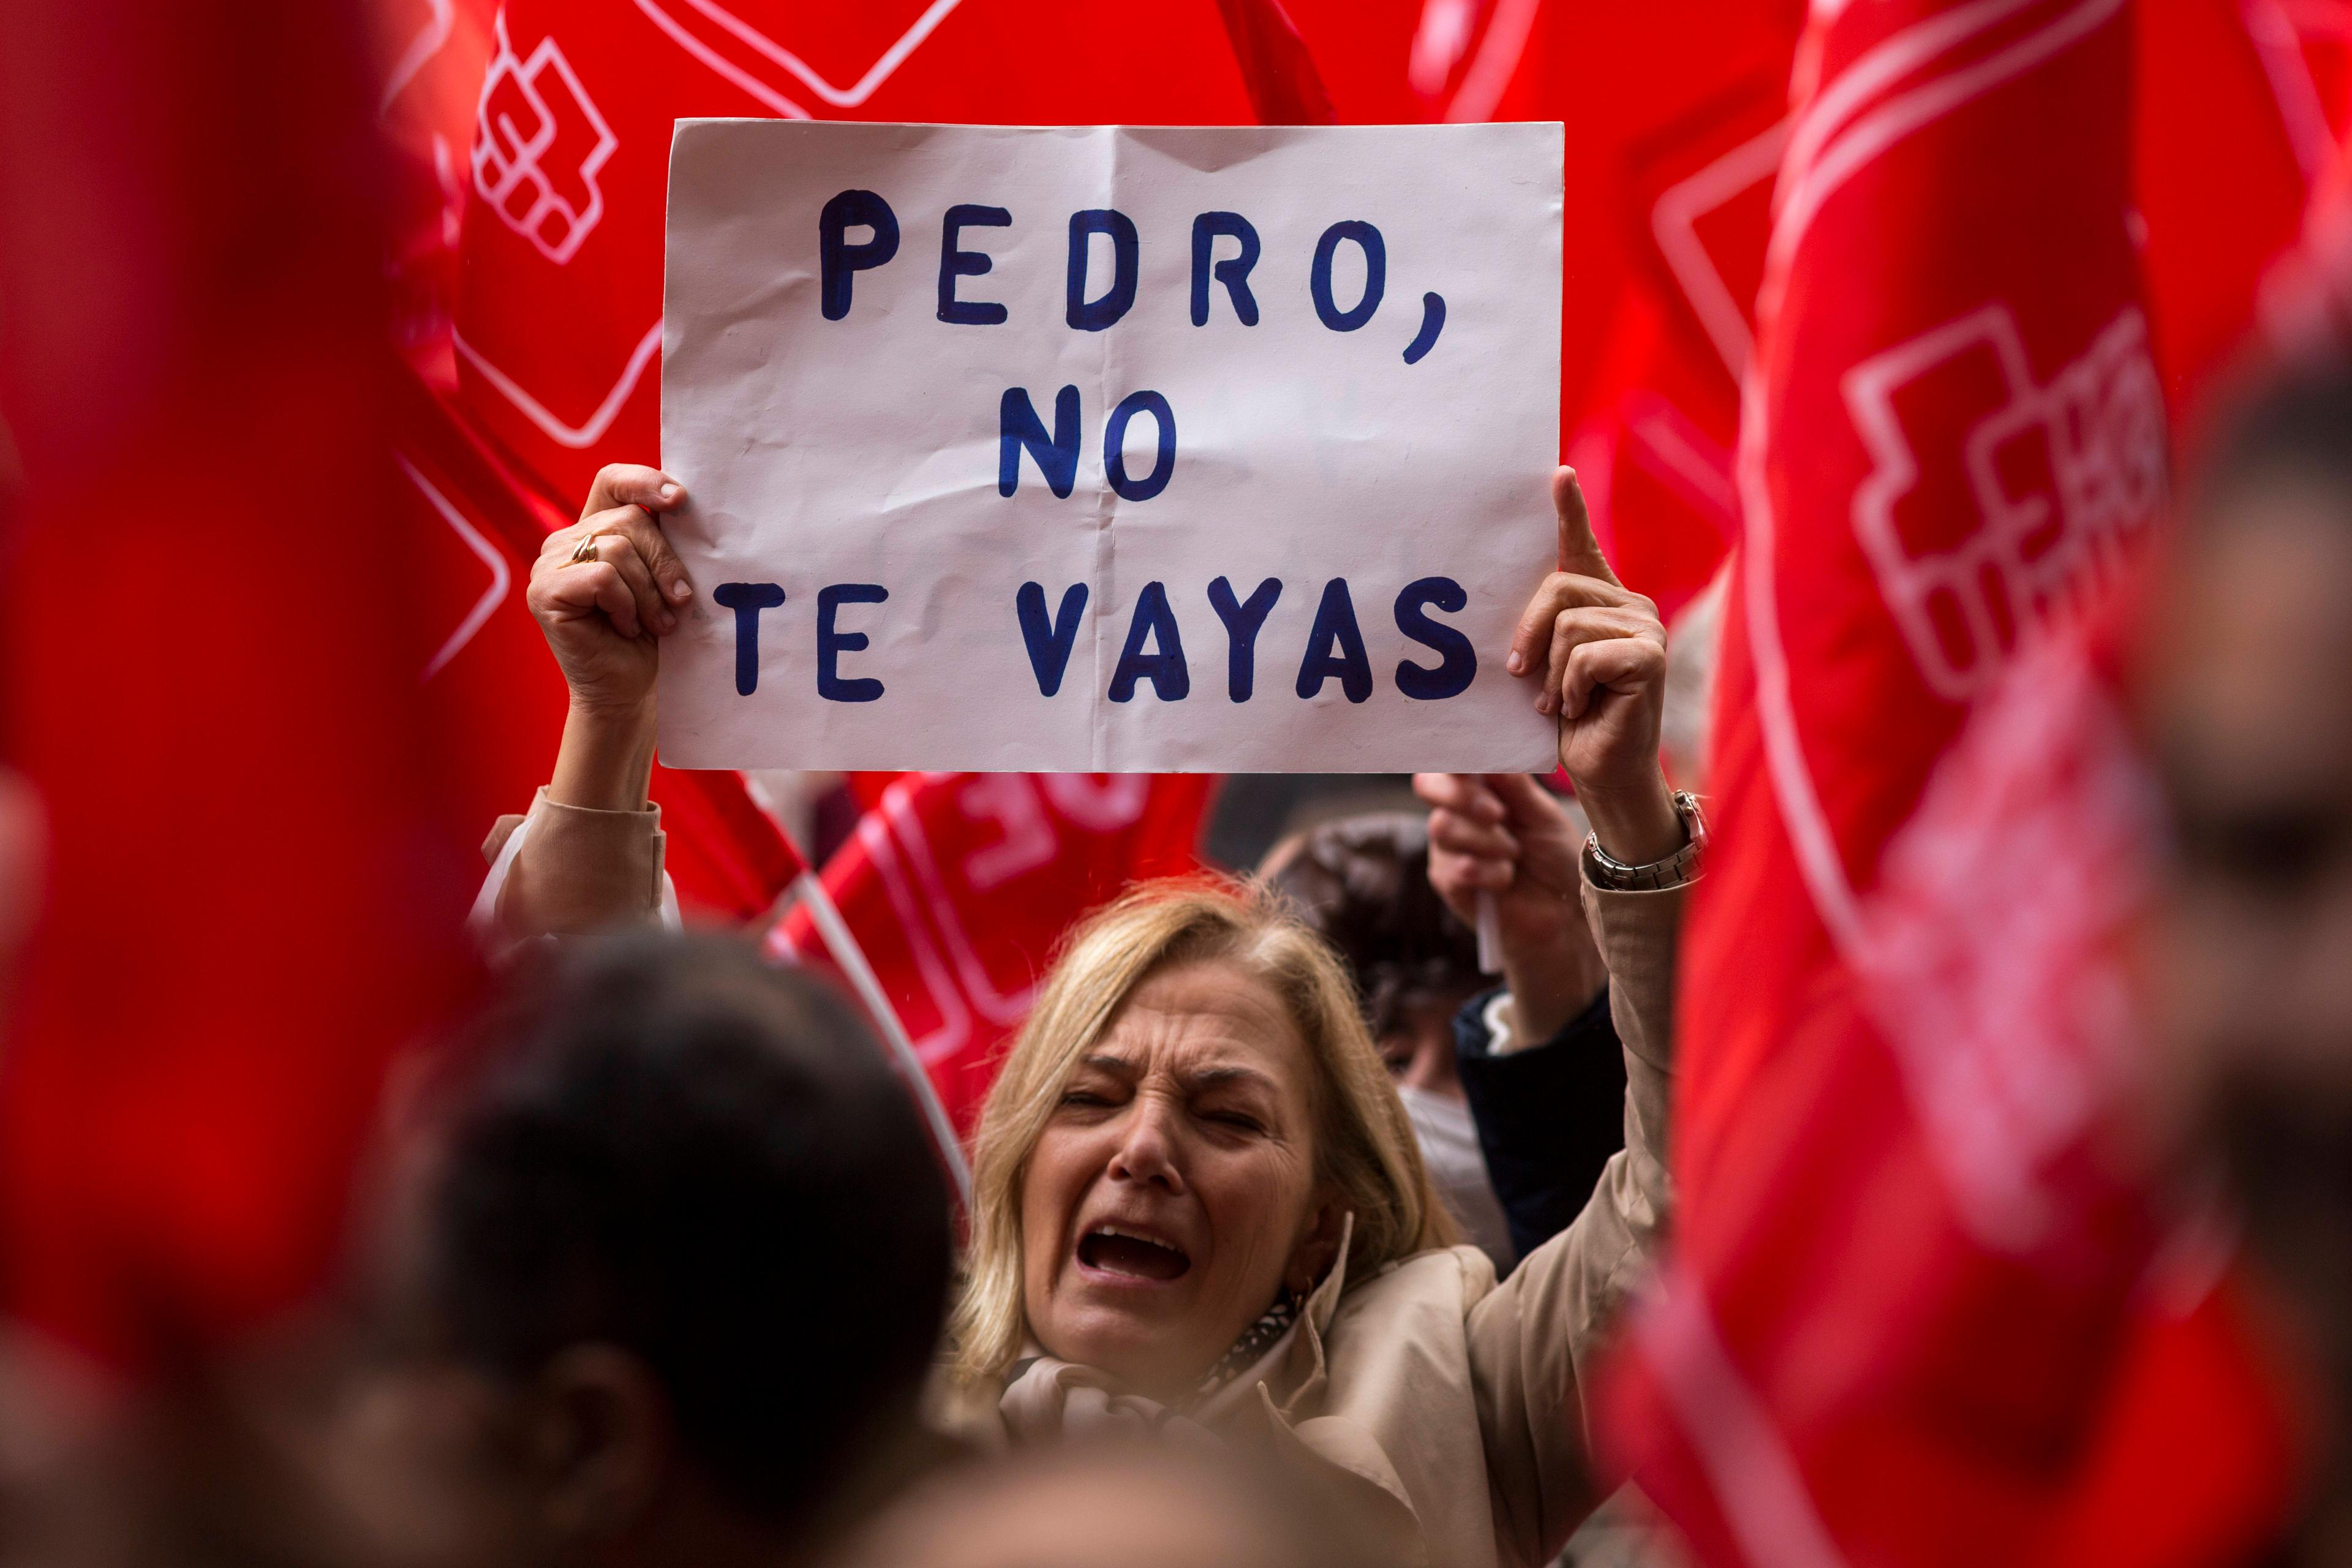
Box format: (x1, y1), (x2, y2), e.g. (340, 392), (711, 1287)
(2134, 0), (2351, 408)
(1676, 0), (2165, 1180)
(2231, 1), (2352, 355)
(380, 2), (1292, 1158)
(0, 0), (475, 1364)
(378, 1), (1333, 921)
(1481, 0), (1797, 622)
(449, 0), (1306, 503)
(1601, 1), (2296, 1560)
(394, 371), (807, 918)
(769, 773), (1218, 1134)
(379, 0), (807, 921)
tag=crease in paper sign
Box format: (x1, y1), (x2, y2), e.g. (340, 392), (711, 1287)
(1090, 125), (1121, 772)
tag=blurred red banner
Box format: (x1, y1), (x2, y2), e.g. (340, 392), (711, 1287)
(1600, 1), (2300, 1562)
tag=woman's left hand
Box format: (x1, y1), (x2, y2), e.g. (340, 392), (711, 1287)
(1507, 468), (1684, 867)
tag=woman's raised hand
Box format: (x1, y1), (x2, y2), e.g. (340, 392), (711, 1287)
(1506, 468), (1683, 866)
(526, 464), (695, 715)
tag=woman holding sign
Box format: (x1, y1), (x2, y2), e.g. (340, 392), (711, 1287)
(495, 462), (1696, 1568)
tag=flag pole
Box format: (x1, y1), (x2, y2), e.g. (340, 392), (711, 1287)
(786, 869), (974, 1206)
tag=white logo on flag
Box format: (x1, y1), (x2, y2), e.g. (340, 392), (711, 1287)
(473, 13), (618, 265)
(1858, 641), (2157, 1255)
(1844, 304), (2165, 703)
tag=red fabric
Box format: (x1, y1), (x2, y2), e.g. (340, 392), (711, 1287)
(1603, 2), (2295, 1561)
(382, 0), (805, 922)
(2134, 0), (2349, 410)
(1213, 0), (1338, 125)
(770, 774), (1219, 1133)
(379, 0), (1329, 920)
(848, 772), (908, 812)
(1676, 0), (2161, 1200)
(1278, 0), (1434, 124)
(2231, 1), (2352, 355)
(1487, 0), (1799, 622)
(394, 374), (805, 919)
(0, 0), (476, 1365)
(386, 2), (1278, 1126)
(449, 0), (1283, 503)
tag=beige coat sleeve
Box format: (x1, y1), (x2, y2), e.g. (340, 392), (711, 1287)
(1462, 872), (1684, 1567)
(482, 786), (668, 937)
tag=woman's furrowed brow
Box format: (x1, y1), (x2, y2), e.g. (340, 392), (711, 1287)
(1187, 1064), (1280, 1096)
(1077, 1052), (1278, 1097)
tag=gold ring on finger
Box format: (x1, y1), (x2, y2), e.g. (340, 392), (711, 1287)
(566, 532), (606, 567)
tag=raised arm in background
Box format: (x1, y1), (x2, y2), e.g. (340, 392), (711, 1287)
(1412, 769), (1629, 1263)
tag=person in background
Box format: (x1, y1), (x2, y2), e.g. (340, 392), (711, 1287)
(2141, 358), (2352, 1568)
(1259, 809), (1623, 1272)
(1412, 772), (1642, 1265)
(1256, 813), (1513, 1266)
(328, 933), (954, 1568)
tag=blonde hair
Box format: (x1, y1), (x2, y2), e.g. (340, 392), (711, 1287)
(946, 878), (1458, 1390)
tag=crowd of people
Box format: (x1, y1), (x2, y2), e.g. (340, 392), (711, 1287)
(0, 366), (2347, 1568)
(11, 0), (2352, 1560)
(410, 459), (1686, 1568)
(1, 349), (2282, 1568)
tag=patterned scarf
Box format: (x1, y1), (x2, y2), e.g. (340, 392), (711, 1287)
(1193, 1287), (1302, 1400)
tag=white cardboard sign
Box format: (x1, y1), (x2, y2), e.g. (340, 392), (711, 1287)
(658, 119), (1561, 772)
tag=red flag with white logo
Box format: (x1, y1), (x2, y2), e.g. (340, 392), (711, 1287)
(1598, 1), (2297, 1561)
(376, 1), (1327, 920)
(447, 0), (1314, 503)
(380, 3), (1297, 1163)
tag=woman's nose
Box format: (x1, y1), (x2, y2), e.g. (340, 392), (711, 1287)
(1105, 1101), (1185, 1193)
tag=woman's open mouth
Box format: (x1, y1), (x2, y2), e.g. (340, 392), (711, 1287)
(1075, 1224), (1192, 1282)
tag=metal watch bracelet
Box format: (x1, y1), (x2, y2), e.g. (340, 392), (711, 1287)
(1582, 790), (1708, 892)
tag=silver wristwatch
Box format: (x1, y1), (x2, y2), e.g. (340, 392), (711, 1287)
(1583, 790), (1708, 892)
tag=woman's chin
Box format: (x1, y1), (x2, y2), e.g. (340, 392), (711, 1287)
(1038, 1301), (1216, 1396)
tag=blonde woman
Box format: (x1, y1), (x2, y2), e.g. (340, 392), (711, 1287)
(489, 462), (1694, 1567)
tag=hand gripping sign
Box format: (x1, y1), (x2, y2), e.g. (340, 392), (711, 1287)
(658, 121), (1562, 771)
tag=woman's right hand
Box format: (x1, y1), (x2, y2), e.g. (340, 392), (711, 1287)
(526, 464), (695, 715)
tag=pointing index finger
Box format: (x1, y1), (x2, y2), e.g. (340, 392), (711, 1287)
(1553, 466), (1621, 588)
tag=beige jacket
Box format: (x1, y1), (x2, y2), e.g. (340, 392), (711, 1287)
(481, 799), (1683, 1568)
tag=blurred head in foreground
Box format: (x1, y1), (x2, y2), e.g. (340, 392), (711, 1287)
(333, 934), (952, 1568)
(830, 1442), (1401, 1568)
(2144, 358), (2352, 1532)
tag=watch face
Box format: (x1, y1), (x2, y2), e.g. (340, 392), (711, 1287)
(1674, 791), (1710, 850)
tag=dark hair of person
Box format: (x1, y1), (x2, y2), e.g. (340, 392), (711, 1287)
(2189, 353), (2352, 516)
(422, 933), (952, 1520)
(1260, 813), (1483, 1039)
